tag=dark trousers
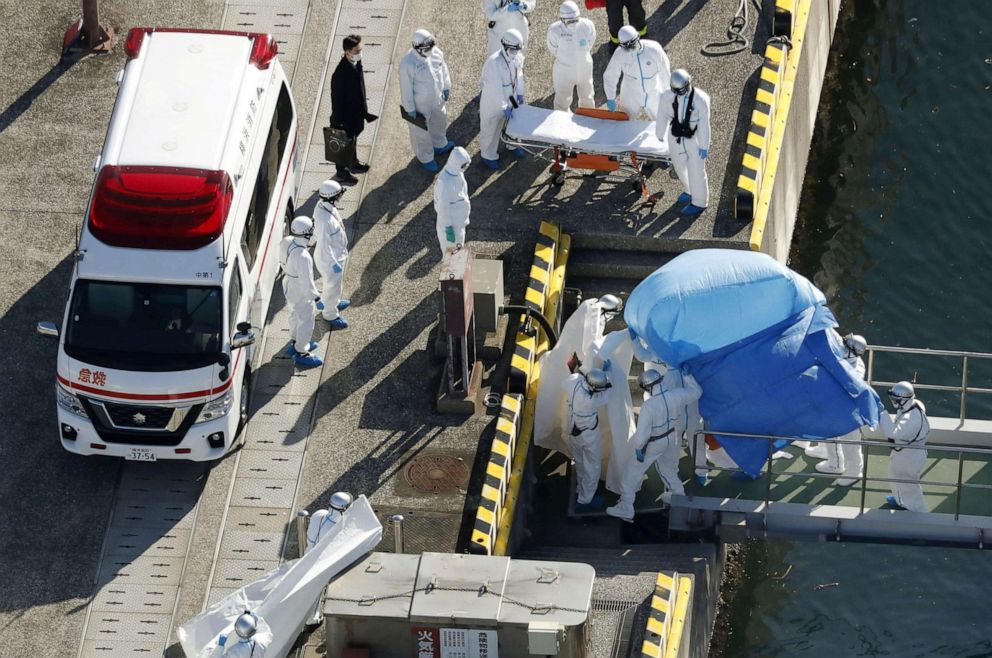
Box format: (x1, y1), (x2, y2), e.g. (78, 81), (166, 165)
(607, 0), (648, 41)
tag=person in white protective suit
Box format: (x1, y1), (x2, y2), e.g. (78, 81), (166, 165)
(880, 381), (930, 512)
(656, 69), (711, 216)
(603, 25), (670, 120)
(479, 29), (527, 168)
(546, 1), (597, 112)
(563, 367), (613, 505)
(213, 610), (269, 657)
(304, 492), (354, 627)
(433, 147), (472, 257)
(313, 180), (350, 330)
(814, 333), (869, 484)
(279, 217), (322, 368)
(483, 0), (534, 56)
(606, 368), (702, 521)
(399, 30), (455, 173)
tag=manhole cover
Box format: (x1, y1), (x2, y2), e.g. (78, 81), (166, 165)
(404, 455), (469, 493)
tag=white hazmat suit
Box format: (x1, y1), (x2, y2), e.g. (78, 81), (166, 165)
(563, 372), (612, 504)
(656, 85), (712, 209)
(479, 47), (525, 162)
(399, 44), (452, 164)
(313, 200), (349, 322)
(880, 400), (930, 512)
(279, 231), (319, 356)
(212, 636), (267, 657)
(608, 373), (702, 521)
(433, 147), (472, 256)
(547, 15), (596, 111)
(484, 0), (534, 56)
(603, 39), (670, 119)
(818, 353), (867, 482)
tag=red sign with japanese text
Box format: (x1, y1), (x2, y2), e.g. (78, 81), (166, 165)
(412, 627), (441, 658)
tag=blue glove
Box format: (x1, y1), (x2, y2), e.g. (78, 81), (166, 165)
(442, 89), (450, 102)
(507, 1), (519, 11)
(445, 225), (455, 243)
(579, 39), (587, 47)
(602, 359), (612, 372)
(219, 635), (228, 647)
(516, 94), (524, 105)
(315, 298), (325, 311)
(699, 148), (708, 160)
(332, 263), (343, 273)
(503, 107), (513, 119)
(606, 99), (617, 112)
(406, 109), (417, 119)
(635, 447), (646, 463)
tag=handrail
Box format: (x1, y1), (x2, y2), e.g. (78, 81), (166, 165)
(689, 429), (992, 520)
(864, 344), (992, 425)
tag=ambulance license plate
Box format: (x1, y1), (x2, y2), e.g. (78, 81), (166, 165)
(126, 447), (157, 462)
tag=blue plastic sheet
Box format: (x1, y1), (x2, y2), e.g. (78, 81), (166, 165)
(625, 250), (881, 476)
(625, 250), (825, 367)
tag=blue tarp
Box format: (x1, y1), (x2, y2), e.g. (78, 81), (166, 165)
(625, 250), (881, 476)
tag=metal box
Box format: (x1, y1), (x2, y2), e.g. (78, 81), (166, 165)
(324, 552), (595, 657)
(440, 247), (474, 337)
(471, 259), (504, 335)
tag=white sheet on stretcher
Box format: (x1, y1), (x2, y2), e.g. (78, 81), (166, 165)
(505, 105), (670, 158)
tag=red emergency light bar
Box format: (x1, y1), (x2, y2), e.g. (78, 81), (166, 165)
(124, 27), (278, 69)
(89, 166), (234, 250)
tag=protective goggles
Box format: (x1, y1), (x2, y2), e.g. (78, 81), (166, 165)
(672, 82), (691, 96)
(619, 37), (640, 50)
(414, 38), (435, 54)
(502, 42), (522, 53)
(562, 17), (579, 25)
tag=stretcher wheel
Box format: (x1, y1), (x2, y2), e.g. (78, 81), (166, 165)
(552, 172), (566, 187)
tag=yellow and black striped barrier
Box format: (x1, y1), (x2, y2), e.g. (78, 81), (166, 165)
(640, 571), (693, 658)
(469, 221), (568, 556)
(734, 39), (789, 222)
(508, 222), (559, 396)
(469, 394), (522, 555)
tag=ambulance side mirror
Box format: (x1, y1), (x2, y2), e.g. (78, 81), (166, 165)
(37, 321), (59, 338)
(231, 322), (255, 350)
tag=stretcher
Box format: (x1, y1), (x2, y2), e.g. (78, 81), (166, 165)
(502, 105), (670, 197)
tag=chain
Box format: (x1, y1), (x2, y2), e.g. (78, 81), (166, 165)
(326, 583), (588, 615)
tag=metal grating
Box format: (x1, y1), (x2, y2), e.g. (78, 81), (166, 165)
(90, 584), (179, 613)
(236, 449), (305, 480)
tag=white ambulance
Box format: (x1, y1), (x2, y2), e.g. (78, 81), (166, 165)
(38, 28), (299, 461)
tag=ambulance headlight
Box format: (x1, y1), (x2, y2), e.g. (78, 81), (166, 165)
(57, 384), (88, 418)
(195, 391), (233, 424)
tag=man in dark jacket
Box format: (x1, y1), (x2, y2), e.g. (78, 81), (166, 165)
(330, 34), (378, 186)
(606, 0), (647, 53)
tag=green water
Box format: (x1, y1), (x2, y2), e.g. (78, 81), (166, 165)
(718, 1), (992, 655)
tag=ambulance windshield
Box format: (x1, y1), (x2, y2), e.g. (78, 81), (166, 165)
(65, 280), (222, 371)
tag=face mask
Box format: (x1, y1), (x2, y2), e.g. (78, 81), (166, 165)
(349, 52), (362, 63)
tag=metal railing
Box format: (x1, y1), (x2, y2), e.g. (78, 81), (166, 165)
(865, 344), (992, 422)
(688, 430), (992, 520)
